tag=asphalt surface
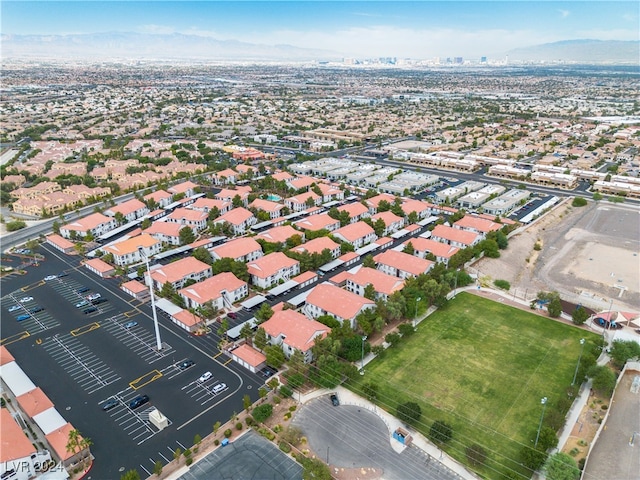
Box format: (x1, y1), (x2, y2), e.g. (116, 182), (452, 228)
(177, 429), (303, 480)
(1, 246), (267, 479)
(292, 396), (460, 480)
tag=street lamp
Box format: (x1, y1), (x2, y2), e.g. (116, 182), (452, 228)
(139, 246), (163, 351)
(360, 335), (367, 375)
(534, 397), (548, 448)
(453, 268), (460, 298)
(413, 297), (421, 327)
(572, 339), (586, 386)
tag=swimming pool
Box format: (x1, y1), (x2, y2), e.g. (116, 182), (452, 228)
(265, 194), (282, 201)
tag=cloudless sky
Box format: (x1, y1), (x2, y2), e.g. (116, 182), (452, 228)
(2, 1), (638, 58)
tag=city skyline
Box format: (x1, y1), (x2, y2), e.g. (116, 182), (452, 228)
(2, 1), (638, 59)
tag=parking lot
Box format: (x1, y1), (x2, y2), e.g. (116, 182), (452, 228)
(1, 245), (266, 479)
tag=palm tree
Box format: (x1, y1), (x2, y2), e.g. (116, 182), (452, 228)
(65, 429), (80, 463)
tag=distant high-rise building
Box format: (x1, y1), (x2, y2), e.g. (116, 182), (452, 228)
(454, 57), (463, 64)
(480, 56), (487, 63)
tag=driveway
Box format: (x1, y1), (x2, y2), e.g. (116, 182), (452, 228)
(292, 396), (462, 480)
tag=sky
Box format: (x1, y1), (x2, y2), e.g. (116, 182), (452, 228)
(2, 1), (638, 58)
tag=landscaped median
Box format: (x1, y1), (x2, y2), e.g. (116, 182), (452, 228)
(347, 292), (602, 480)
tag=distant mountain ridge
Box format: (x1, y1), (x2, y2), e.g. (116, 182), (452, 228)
(1, 32), (341, 62)
(2, 33), (638, 64)
(505, 39), (639, 64)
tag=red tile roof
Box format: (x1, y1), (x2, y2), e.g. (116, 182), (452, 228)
(334, 221), (375, 242)
(249, 198), (283, 213)
(432, 224), (480, 246)
(84, 258), (115, 273)
(232, 344), (266, 367)
(211, 237), (262, 260)
(454, 215), (502, 233)
(347, 267), (404, 295)
(179, 272), (246, 304)
(373, 250), (434, 276)
(256, 225), (301, 244)
(45, 423), (82, 461)
(294, 213), (339, 231)
(261, 310), (330, 353)
(247, 252), (299, 279)
(0, 346), (15, 366)
(144, 221), (182, 237)
(216, 207), (254, 226)
(172, 309), (204, 327)
(404, 237), (459, 259)
(108, 198), (146, 216)
(306, 283), (375, 320)
(16, 387), (54, 418)
(167, 207), (207, 222)
(150, 257), (210, 285)
(338, 202), (369, 218)
(0, 408), (36, 462)
(371, 211), (403, 227)
(291, 236), (339, 256)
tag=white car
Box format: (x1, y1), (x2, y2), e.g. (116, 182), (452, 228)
(44, 275), (57, 281)
(19, 296), (33, 303)
(86, 293), (101, 301)
(8, 305), (21, 312)
(212, 383), (227, 394)
(198, 371), (213, 383)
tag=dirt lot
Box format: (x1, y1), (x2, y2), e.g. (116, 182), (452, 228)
(473, 200), (640, 313)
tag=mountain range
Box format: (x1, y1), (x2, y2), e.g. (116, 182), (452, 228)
(1, 33), (638, 65)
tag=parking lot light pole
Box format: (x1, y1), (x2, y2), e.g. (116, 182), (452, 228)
(572, 338), (586, 386)
(360, 335), (367, 375)
(453, 268), (460, 298)
(413, 297), (421, 327)
(534, 397), (548, 447)
(139, 247), (163, 351)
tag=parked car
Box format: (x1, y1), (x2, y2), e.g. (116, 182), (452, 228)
(19, 296), (33, 303)
(179, 359), (195, 370)
(330, 393), (339, 406)
(17, 314), (30, 321)
(83, 307), (98, 314)
(75, 300), (89, 308)
(129, 395), (149, 409)
(29, 306), (44, 313)
(86, 293), (101, 301)
(91, 297), (108, 305)
(8, 305), (21, 312)
(58, 272), (68, 277)
(123, 321), (138, 329)
(212, 383), (227, 394)
(44, 275), (57, 281)
(102, 398), (119, 411)
(198, 371), (213, 383)
(227, 312), (238, 319)
(76, 287), (90, 293)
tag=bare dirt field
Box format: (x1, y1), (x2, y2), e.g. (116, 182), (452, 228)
(473, 199), (640, 313)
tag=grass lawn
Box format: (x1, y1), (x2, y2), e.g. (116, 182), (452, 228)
(348, 292), (601, 480)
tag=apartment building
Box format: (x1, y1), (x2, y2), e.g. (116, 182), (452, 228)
(261, 310), (331, 363)
(304, 283), (375, 329)
(247, 252), (300, 289)
(149, 257), (212, 290)
(373, 249), (434, 279)
(60, 212), (117, 239)
(210, 237), (263, 262)
(179, 272), (248, 310)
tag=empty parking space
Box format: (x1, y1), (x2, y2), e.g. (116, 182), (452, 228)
(102, 314), (175, 364)
(99, 387), (173, 445)
(46, 277), (114, 314)
(42, 333), (121, 394)
(181, 372), (229, 406)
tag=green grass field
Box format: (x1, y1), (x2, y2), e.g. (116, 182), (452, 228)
(348, 292), (601, 480)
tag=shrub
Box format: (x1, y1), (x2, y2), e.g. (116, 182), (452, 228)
(289, 405), (297, 412)
(396, 402), (422, 425)
(284, 412), (291, 420)
(224, 429), (232, 438)
(185, 458), (193, 466)
(428, 420), (453, 444)
(273, 395), (281, 405)
(466, 444), (488, 467)
(533, 243), (542, 251)
(246, 417), (254, 427)
(236, 422), (243, 430)
(6, 220), (26, 232)
(493, 279), (511, 291)
(214, 439), (219, 446)
(279, 441), (291, 453)
(279, 385), (293, 398)
(571, 197), (587, 207)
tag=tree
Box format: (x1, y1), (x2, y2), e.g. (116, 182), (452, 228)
(114, 211), (126, 226)
(363, 283), (376, 300)
(252, 403), (273, 423)
(254, 327), (268, 351)
(265, 345), (286, 369)
(571, 305), (589, 325)
(153, 460), (163, 476)
(120, 470), (141, 480)
(428, 420), (453, 444)
(240, 323), (253, 343)
(213, 421), (221, 435)
(537, 426), (559, 451)
(217, 318), (229, 341)
(362, 382), (379, 401)
(571, 197), (587, 207)
(179, 226), (195, 245)
(232, 194), (243, 208)
(547, 295), (562, 318)
(396, 402), (422, 425)
(208, 206), (221, 221)
(243, 394), (252, 412)
(362, 254), (375, 268)
(255, 302), (274, 323)
(544, 452), (580, 480)
(140, 217), (152, 230)
(402, 241), (415, 255)
(609, 340), (640, 369)
(587, 365), (617, 396)
(6, 220), (26, 231)
(373, 218), (386, 237)
(301, 456), (332, 480)
(193, 246), (213, 265)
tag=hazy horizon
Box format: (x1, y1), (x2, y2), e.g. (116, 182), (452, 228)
(2, 1), (638, 59)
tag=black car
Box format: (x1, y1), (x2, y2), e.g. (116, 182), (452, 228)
(91, 297), (108, 305)
(29, 306), (44, 313)
(129, 395), (149, 409)
(58, 272), (69, 277)
(76, 286), (90, 293)
(102, 398), (119, 411)
(179, 359), (195, 370)
(330, 393), (339, 406)
(83, 307), (98, 314)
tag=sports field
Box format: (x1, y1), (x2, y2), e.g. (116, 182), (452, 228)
(349, 292), (601, 479)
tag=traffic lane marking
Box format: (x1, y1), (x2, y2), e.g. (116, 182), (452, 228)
(0, 331), (30, 346)
(70, 322), (101, 336)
